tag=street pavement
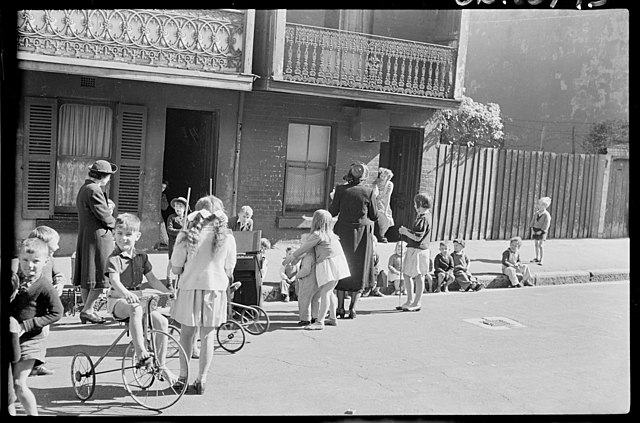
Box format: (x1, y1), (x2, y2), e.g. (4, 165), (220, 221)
(12, 237), (630, 416)
(14, 283), (630, 416)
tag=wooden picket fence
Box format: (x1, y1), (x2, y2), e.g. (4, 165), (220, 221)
(431, 144), (601, 241)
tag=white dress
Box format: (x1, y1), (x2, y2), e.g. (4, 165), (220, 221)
(170, 227), (237, 327)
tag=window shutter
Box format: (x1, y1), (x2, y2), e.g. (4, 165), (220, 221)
(114, 104), (147, 215)
(23, 97), (57, 219)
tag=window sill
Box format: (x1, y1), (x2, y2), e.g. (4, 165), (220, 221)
(276, 215), (312, 229)
(35, 218), (79, 231)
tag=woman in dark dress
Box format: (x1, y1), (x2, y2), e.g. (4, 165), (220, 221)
(329, 162), (379, 319)
(73, 160), (117, 324)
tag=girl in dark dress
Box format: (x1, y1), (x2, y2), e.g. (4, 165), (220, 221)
(329, 162), (379, 319)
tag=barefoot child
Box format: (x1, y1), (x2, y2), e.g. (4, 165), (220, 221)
(530, 196), (552, 265)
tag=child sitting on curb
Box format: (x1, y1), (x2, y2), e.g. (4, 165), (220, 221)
(451, 238), (484, 291)
(433, 241), (455, 292)
(501, 236), (534, 288)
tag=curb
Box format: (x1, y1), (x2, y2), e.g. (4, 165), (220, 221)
(260, 269), (630, 302)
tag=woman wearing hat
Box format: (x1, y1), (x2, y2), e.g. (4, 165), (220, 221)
(329, 162), (379, 319)
(73, 160), (118, 324)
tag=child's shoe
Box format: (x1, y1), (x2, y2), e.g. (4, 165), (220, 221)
(325, 318), (338, 326)
(297, 320), (311, 326)
(361, 288), (371, 297)
(282, 294), (290, 302)
(305, 321), (324, 330)
(371, 288), (384, 297)
(523, 280), (534, 286)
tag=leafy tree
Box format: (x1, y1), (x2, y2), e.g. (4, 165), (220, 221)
(583, 119), (629, 154)
(436, 95), (505, 148)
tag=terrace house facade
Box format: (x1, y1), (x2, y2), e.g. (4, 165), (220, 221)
(13, 9), (469, 254)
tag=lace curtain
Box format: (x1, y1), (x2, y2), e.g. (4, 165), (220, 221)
(55, 104), (113, 207)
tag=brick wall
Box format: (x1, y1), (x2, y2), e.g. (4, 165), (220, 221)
(240, 91), (380, 241)
(239, 91), (441, 243)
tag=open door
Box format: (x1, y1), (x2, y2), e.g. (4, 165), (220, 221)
(380, 127), (423, 241)
(162, 108), (217, 213)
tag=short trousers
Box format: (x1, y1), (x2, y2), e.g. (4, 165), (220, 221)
(107, 290), (145, 316)
(532, 232), (547, 241)
(435, 270), (454, 279)
(403, 248), (430, 278)
(19, 337), (46, 363)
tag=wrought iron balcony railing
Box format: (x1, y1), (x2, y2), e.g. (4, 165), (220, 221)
(283, 23), (457, 99)
(17, 9), (248, 74)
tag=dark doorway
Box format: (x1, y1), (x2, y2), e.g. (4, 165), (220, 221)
(163, 108), (217, 213)
(379, 127), (423, 240)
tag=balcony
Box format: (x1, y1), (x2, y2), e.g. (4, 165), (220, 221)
(16, 9), (256, 90)
(282, 23), (457, 99)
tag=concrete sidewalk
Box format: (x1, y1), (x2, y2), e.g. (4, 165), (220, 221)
(258, 237), (630, 296)
(48, 237), (629, 299)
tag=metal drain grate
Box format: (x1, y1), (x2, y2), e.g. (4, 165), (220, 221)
(464, 316), (525, 330)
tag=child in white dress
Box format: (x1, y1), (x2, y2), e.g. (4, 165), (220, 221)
(283, 209), (350, 330)
(170, 195), (236, 394)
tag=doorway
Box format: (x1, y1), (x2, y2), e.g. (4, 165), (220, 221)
(163, 108), (218, 214)
(379, 127), (424, 241)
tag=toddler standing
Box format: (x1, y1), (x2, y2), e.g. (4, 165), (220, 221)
(295, 233), (322, 326)
(502, 236), (534, 288)
(23, 226), (66, 377)
(530, 196), (552, 265)
(9, 238), (64, 415)
(283, 209), (350, 330)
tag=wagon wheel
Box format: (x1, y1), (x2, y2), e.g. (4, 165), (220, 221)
(240, 305), (270, 335)
(71, 352), (96, 401)
(216, 320), (246, 353)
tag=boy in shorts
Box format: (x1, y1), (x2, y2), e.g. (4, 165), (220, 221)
(106, 213), (176, 383)
(25, 226), (66, 376)
(433, 241), (454, 293)
(397, 193), (434, 312)
(9, 238), (64, 415)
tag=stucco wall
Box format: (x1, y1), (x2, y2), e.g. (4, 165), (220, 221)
(15, 70), (240, 255)
(465, 9), (628, 153)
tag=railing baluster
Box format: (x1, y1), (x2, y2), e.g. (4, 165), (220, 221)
(309, 29), (317, 81)
(285, 25), (294, 78)
(279, 23), (456, 99)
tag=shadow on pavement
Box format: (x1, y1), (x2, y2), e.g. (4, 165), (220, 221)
(45, 343), (129, 358)
(51, 320), (126, 332)
(32, 385), (159, 416)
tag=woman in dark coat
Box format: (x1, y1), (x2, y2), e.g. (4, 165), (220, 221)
(329, 162), (379, 319)
(73, 160), (117, 324)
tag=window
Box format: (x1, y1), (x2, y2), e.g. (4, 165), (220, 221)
(23, 97), (147, 219)
(284, 123), (331, 212)
(55, 103), (114, 210)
